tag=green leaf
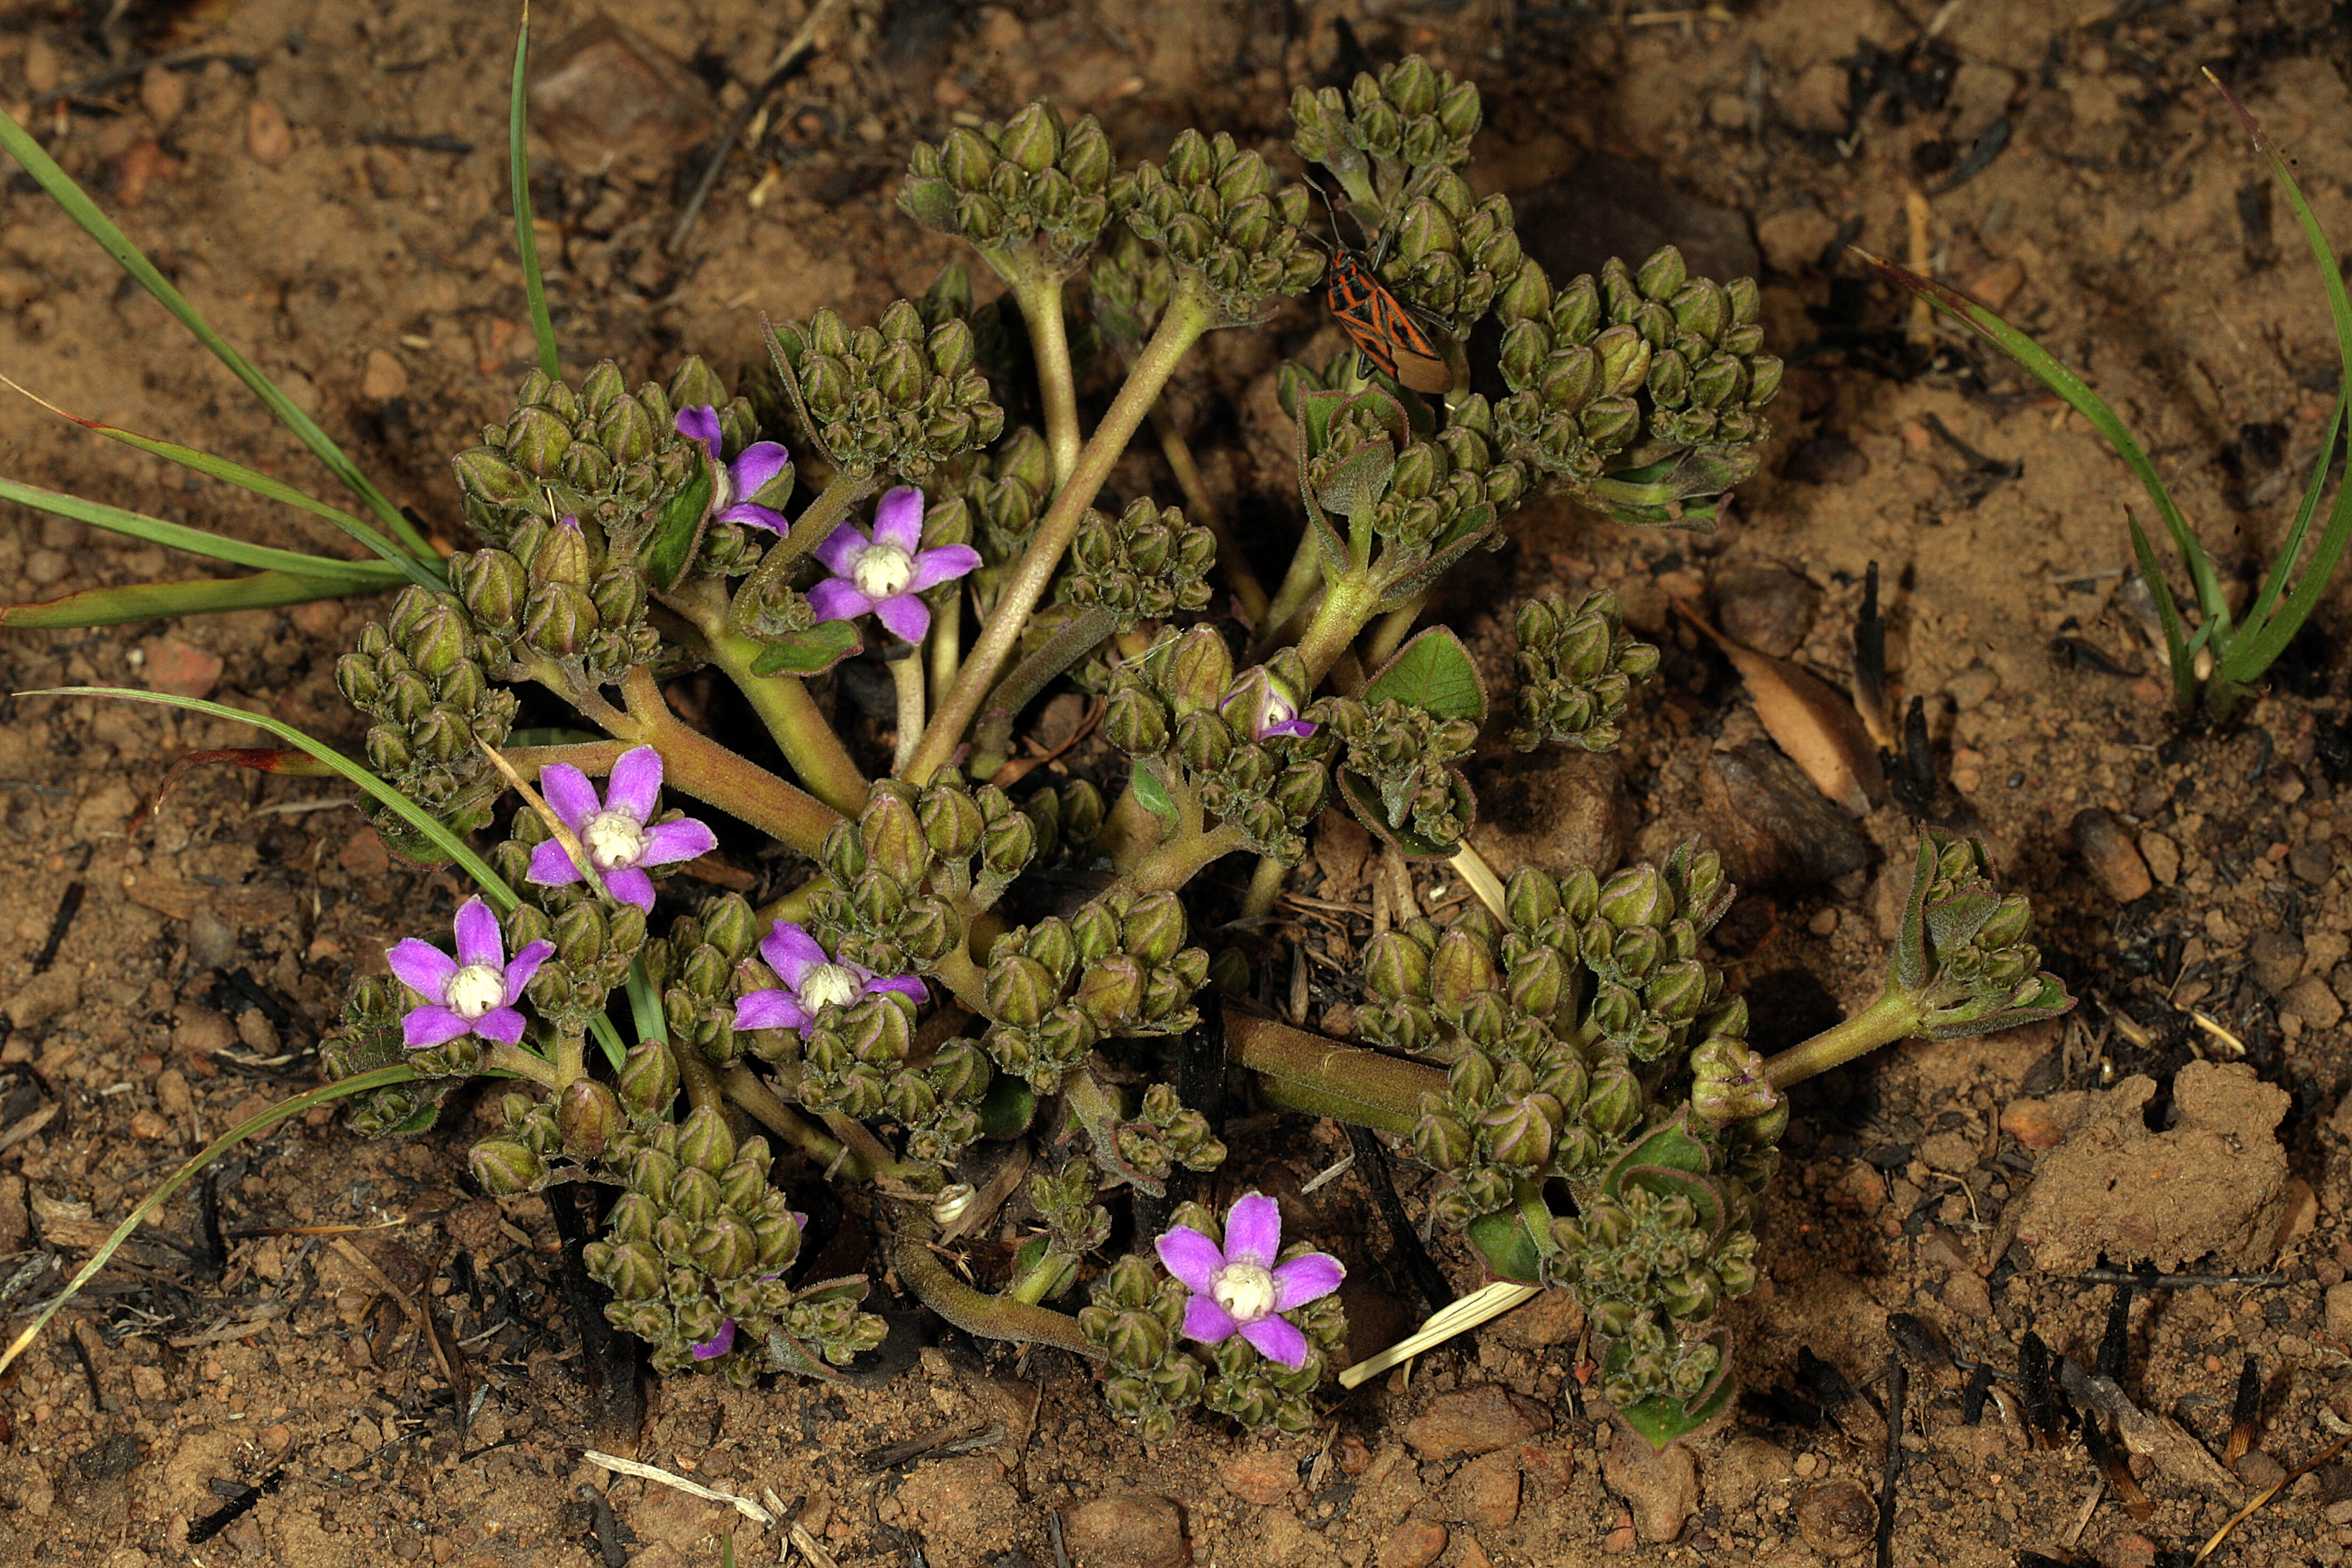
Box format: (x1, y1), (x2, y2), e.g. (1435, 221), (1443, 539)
(1334, 766), (1466, 860)
(0, 477), (403, 583)
(1466, 1209), (1546, 1285)
(1598, 1111), (1712, 1199)
(1129, 760), (1180, 831)
(0, 106), (426, 557)
(1315, 441), (1397, 523)
(509, 13), (560, 380)
(747, 618), (860, 677)
(0, 568), (399, 629)
(26, 687), (513, 906)
(641, 462), (716, 591)
(2124, 509), (2196, 713)
(1362, 627), (1487, 721)
(976, 1076), (1037, 1140)
(1609, 1328), (1735, 1451)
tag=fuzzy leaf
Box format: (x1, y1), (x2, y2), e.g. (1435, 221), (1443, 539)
(1363, 627), (1487, 721)
(748, 619), (860, 676)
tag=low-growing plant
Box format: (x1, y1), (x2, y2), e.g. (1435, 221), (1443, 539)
(1, 26), (2073, 1451)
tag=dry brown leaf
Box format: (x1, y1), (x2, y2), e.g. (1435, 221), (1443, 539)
(1676, 601), (1884, 816)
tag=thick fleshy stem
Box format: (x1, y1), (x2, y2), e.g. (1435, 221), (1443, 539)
(996, 258), (1081, 488)
(1127, 823), (1247, 894)
(1225, 1012), (1440, 1139)
(965, 604), (1119, 783)
(1761, 987), (1927, 1090)
(502, 738), (634, 776)
(670, 579), (868, 816)
(930, 943), (989, 1014)
(891, 1215), (1101, 1357)
(1004, 1244), (1080, 1306)
(1255, 535), (1324, 658)
(1148, 397), (1268, 623)
(889, 646), (927, 775)
(671, 1032), (726, 1117)
(720, 1062), (853, 1173)
(615, 665), (841, 853)
(727, 470), (880, 641)
(904, 283), (1217, 783)
(1238, 852), (1289, 921)
(484, 1039), (562, 1091)
(1291, 569), (1384, 686)
(1363, 591), (1427, 673)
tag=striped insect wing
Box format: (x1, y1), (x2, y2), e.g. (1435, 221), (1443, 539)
(1325, 252), (1449, 394)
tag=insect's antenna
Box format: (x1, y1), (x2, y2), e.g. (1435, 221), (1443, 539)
(1295, 172), (1346, 254)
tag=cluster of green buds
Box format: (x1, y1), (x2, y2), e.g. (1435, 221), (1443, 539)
(1027, 1160), (1112, 1267)
(1296, 389), (1528, 606)
(1892, 832), (2074, 1037)
(1491, 246), (1781, 519)
(1320, 693), (1480, 853)
(1088, 223), (1177, 356)
(334, 586), (519, 847)
(640, 894), (763, 1067)
(1107, 1081), (1227, 1187)
(1083, 1252), (1207, 1441)
(932, 425), (1053, 573)
(1289, 56), (1482, 220)
(453, 359), (745, 555)
(451, 509), (663, 686)
(980, 889), (1209, 1097)
(763, 300), (1004, 482)
(1509, 589), (1661, 752)
(796, 986), (992, 1168)
(803, 776), (1042, 982)
(1368, 165), (1523, 341)
(898, 101), (1119, 274)
(1111, 131), (1325, 322)
(1105, 630), (1335, 864)
(1058, 498), (1217, 626)
(318, 975), (462, 1135)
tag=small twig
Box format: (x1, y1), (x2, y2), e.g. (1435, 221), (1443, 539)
(664, 0), (850, 255)
(2193, 1434), (2352, 1564)
(580, 1448), (777, 1526)
(1341, 1121), (1454, 1315)
(1875, 1351), (1904, 1568)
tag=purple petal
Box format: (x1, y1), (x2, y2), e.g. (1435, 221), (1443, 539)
(605, 746), (664, 822)
(1270, 1251), (1346, 1311)
(526, 837), (586, 888)
(537, 763), (602, 830)
(1261, 719), (1319, 740)
(729, 441), (789, 498)
(1239, 1314), (1311, 1369)
(873, 592), (931, 644)
(865, 973), (931, 1005)
(473, 1005), (529, 1046)
(1180, 1292), (1241, 1346)
(760, 923), (828, 988)
(902, 544), (982, 594)
(691, 1318), (738, 1360)
(637, 818), (718, 868)
(386, 938), (458, 1002)
(813, 522), (871, 577)
(734, 989), (810, 1032)
(1155, 1226), (1225, 1295)
(717, 501), (788, 534)
(808, 577), (875, 625)
(452, 898), (506, 970)
(1223, 1193), (1283, 1270)
(601, 867), (657, 910)
(675, 405), (723, 453)
(401, 1004), (474, 1049)
(502, 938), (556, 1000)
(871, 486), (926, 554)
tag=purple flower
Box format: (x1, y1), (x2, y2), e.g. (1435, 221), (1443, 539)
(808, 486), (981, 644)
(385, 897), (555, 1050)
(524, 745), (716, 910)
(1155, 1192), (1345, 1369)
(733, 921), (930, 1033)
(676, 405), (792, 534)
(1221, 668), (1317, 742)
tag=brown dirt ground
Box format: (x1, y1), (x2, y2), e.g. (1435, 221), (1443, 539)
(4, 1), (2352, 1565)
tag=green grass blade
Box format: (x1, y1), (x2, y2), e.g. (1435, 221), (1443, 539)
(1, 569), (400, 628)
(2127, 509), (2197, 710)
(511, 10), (562, 380)
(0, 476), (395, 581)
(0, 1063), (421, 1377)
(2229, 452), (2352, 680)
(2232, 389), (2345, 662)
(0, 107), (431, 558)
(24, 686), (514, 905)
(1862, 250), (2226, 623)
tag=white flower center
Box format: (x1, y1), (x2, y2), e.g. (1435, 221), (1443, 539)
(1261, 691), (1296, 728)
(799, 963), (860, 1012)
(852, 543), (915, 599)
(446, 962), (506, 1020)
(581, 808), (647, 871)
(1212, 1261), (1277, 1324)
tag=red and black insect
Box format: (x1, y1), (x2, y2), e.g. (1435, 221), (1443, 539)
(1305, 183), (1452, 395)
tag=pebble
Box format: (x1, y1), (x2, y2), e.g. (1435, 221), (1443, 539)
(129, 1109), (171, 1141)
(1999, 1098), (2064, 1151)
(2095, 1531), (2157, 1568)
(1450, 1450), (1521, 1533)
(1756, 205), (1838, 275)
(1058, 1495), (1186, 1568)
(1600, 1425), (1698, 1543)
(1402, 1385), (1552, 1460)
(1946, 62), (2020, 143)
(155, 1069), (192, 1119)
(2072, 809), (2153, 903)
(25, 547), (71, 586)
(2279, 974), (2344, 1029)
(140, 635), (224, 699)
(2291, 840), (2335, 885)
(1794, 1478), (1877, 1557)
(1710, 1437), (1794, 1513)
(246, 97), (294, 164)
(1958, 256), (2025, 312)
(2326, 1498), (2352, 1528)
(2247, 929), (2306, 995)
(527, 16), (717, 175)
(1945, 665), (2001, 710)
(261, 1423), (294, 1455)
(4, 967), (81, 1030)
(139, 64), (185, 128)
(1782, 61), (1849, 134)
(1919, 1130), (1982, 1174)
(188, 910), (239, 970)
(2138, 831), (2181, 886)
(1218, 1452), (1293, 1506)
(2235, 1450), (2286, 1491)
(174, 1007), (238, 1059)
(1375, 1519), (1447, 1568)
(362, 348), (409, 401)
(1712, 560), (1819, 658)
(130, 1364), (168, 1401)
(1707, 92), (1749, 132)
(1700, 740), (1870, 892)
(2327, 1283), (2352, 1341)
(1491, 1287), (1583, 1350)
(23, 37), (59, 94)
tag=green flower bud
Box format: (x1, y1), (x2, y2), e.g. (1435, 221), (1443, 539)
(668, 1166), (721, 1227)
(980, 808), (1037, 879)
(1001, 100), (1062, 174)
(1170, 627), (1235, 717)
(1365, 930), (1432, 1000)
(1075, 955), (1146, 1029)
(986, 954), (1055, 1028)
(556, 1080), (622, 1157)
(1119, 892), (1188, 967)
(689, 1214), (759, 1280)
(505, 404), (574, 478)
(859, 785), (932, 887)
(676, 1103), (736, 1176)
(600, 1241), (664, 1302)
(1429, 928), (1499, 1013)
(1107, 689), (1169, 755)
(468, 1136), (544, 1195)
(1482, 1096), (1559, 1168)
(1413, 1108), (1473, 1172)
(453, 445), (535, 509)
(1581, 1059), (1641, 1136)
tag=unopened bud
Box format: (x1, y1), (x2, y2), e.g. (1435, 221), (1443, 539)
(468, 1136), (545, 1195)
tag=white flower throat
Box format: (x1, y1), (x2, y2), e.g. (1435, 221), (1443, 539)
(1211, 1260), (1276, 1323)
(853, 543), (914, 599)
(800, 963), (860, 1011)
(581, 808), (647, 870)
(446, 964), (506, 1020)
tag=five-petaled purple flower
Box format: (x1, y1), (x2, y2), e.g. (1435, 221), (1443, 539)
(1222, 669), (1317, 742)
(1155, 1192), (1345, 1369)
(386, 897), (555, 1050)
(676, 405), (791, 534)
(808, 486), (981, 644)
(525, 745), (716, 911)
(733, 921), (930, 1033)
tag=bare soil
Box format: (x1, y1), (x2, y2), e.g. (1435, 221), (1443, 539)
(4, 2), (2352, 1566)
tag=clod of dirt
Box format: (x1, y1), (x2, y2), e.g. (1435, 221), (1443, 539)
(1999, 1098), (2064, 1151)
(1059, 1493), (1188, 1568)
(1218, 1453), (1293, 1506)
(1400, 1384), (1553, 1461)
(1374, 1519), (1448, 1568)
(1711, 1437), (1795, 1513)
(1463, 750), (1632, 881)
(1599, 1422), (1698, 1544)
(1712, 562), (1820, 658)
(1700, 739), (1870, 891)
(4, 966), (80, 1031)
(139, 634), (224, 699)
(1450, 1448), (1522, 1532)
(528, 16), (718, 177)
(245, 98), (294, 166)
(1794, 1477), (1877, 1557)
(2071, 808), (2154, 903)
(2011, 1061), (2292, 1273)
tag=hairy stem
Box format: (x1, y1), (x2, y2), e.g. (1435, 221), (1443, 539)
(1127, 821), (1247, 894)
(727, 470), (878, 639)
(719, 1063), (851, 1171)
(675, 578), (866, 816)
(1004, 1246), (1080, 1307)
(615, 665), (841, 853)
(484, 1039), (562, 1091)
(1257, 534), (1324, 656)
(891, 1217), (1102, 1357)
(1225, 1012), (1440, 1138)
(1239, 852), (1288, 921)
(1759, 988), (1927, 1090)
(890, 647), (927, 775)
(1292, 570), (1383, 686)
(905, 284), (1216, 783)
(1363, 591), (1426, 671)
(672, 1032), (725, 1117)
(1002, 261), (1081, 488)
(503, 738), (633, 776)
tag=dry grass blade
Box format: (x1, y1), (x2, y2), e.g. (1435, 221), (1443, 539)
(2193, 1433), (2351, 1563)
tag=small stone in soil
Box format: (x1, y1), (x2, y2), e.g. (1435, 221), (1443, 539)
(1600, 1423), (1698, 1544)
(2234, 1450), (2287, 1491)
(2000, 1098), (2064, 1150)
(2290, 840), (2334, 885)
(2095, 1531), (2157, 1568)
(1401, 1385), (1552, 1460)
(246, 98), (294, 164)
(1058, 1494), (1187, 1568)
(140, 64), (186, 127)
(1450, 1449), (1521, 1533)
(1219, 1452), (1293, 1506)
(1794, 1477), (1876, 1557)
(2138, 830), (2180, 885)
(2279, 973), (2344, 1029)
(1711, 560), (1818, 657)
(362, 348), (408, 401)
(140, 635), (224, 699)
(2072, 808), (2152, 903)
(175, 1007), (237, 1059)
(1376, 1519), (1447, 1568)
